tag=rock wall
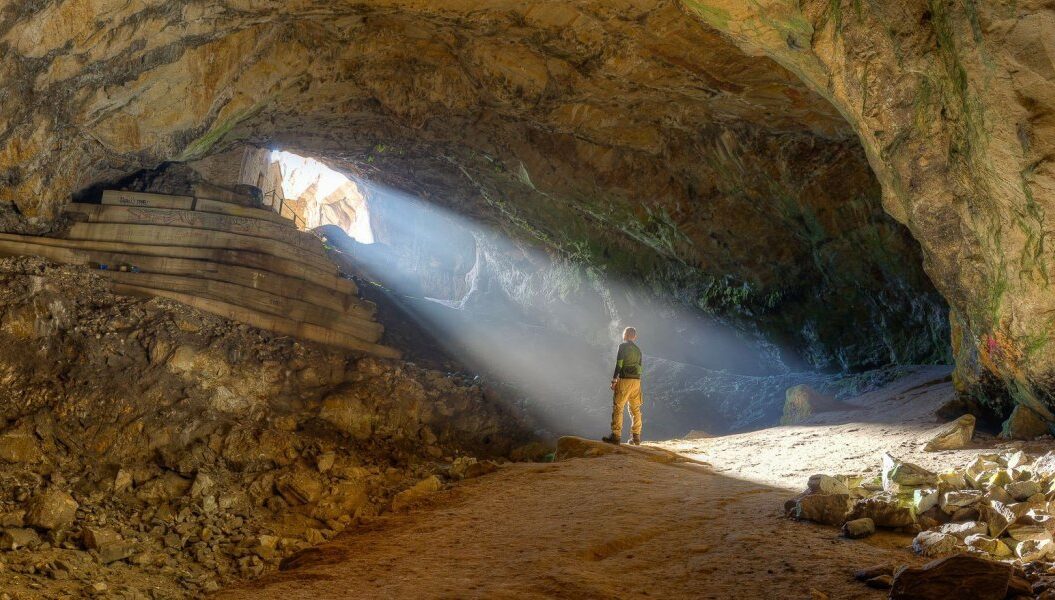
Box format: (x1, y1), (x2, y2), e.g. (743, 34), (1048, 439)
(683, 1), (1055, 411)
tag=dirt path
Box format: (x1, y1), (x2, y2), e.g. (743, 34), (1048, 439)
(217, 366), (1051, 599)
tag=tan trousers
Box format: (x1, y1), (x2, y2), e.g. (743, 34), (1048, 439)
(611, 378), (643, 436)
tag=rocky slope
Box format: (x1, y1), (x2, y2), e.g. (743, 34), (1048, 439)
(0, 256), (538, 598)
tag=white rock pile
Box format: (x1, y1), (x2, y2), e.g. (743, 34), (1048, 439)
(787, 449), (1055, 564)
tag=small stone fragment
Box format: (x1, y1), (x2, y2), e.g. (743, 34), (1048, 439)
(913, 488), (939, 513)
(939, 489), (983, 514)
(391, 475), (442, 511)
(882, 453), (937, 492)
(808, 474), (850, 496)
(841, 518), (875, 539)
(937, 520), (987, 540)
(924, 415), (975, 451)
(912, 530), (963, 557)
(1007, 480), (1042, 501)
(848, 495), (914, 528)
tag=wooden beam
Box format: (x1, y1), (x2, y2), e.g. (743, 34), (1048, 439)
(0, 233), (358, 295)
(65, 222), (335, 274)
(0, 237), (374, 318)
(102, 190), (194, 210)
(102, 271), (383, 343)
(65, 203), (325, 258)
(112, 283), (401, 359)
(194, 198), (293, 226)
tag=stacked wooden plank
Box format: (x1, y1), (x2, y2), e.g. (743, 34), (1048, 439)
(0, 190), (399, 358)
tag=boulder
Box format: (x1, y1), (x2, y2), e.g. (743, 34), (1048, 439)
(964, 534), (1013, 558)
(882, 453), (937, 492)
(448, 457), (499, 480)
(939, 471), (969, 489)
(509, 442), (552, 462)
(135, 472), (191, 502)
(0, 527), (40, 550)
(311, 480), (368, 521)
(391, 476), (442, 511)
(984, 484), (1013, 505)
(82, 528), (137, 564)
(986, 500), (1019, 537)
(841, 518), (875, 539)
(913, 488), (939, 513)
(1014, 539), (1055, 561)
(807, 475), (850, 496)
(937, 520), (987, 540)
(318, 390), (373, 440)
(1032, 451), (1055, 478)
(82, 526), (121, 551)
(1006, 523), (1052, 543)
(890, 555), (1011, 599)
(1006, 480), (1042, 501)
(848, 495), (914, 528)
(784, 492), (850, 527)
(1001, 405), (1050, 440)
(911, 531), (963, 557)
(0, 430), (42, 463)
(939, 490), (983, 514)
(554, 437), (624, 461)
(781, 385), (850, 425)
(25, 488), (78, 531)
(276, 469), (325, 505)
(924, 415), (975, 451)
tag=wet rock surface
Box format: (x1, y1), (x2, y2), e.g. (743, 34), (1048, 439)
(0, 257), (540, 598)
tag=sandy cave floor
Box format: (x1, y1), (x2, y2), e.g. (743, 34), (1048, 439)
(216, 366), (1049, 599)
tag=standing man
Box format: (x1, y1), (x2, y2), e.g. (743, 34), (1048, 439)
(603, 327), (643, 446)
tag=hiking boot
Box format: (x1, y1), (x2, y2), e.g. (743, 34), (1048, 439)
(630, 434), (641, 446)
(602, 433), (621, 445)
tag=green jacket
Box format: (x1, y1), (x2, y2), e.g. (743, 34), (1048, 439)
(612, 341), (642, 379)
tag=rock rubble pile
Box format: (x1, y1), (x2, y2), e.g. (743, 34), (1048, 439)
(0, 257), (541, 598)
(788, 446), (1055, 598)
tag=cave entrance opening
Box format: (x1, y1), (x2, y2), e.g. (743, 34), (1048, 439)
(267, 150), (374, 245)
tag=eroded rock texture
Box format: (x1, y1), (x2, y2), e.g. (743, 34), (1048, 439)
(0, 1), (1048, 405)
(684, 1), (1055, 409)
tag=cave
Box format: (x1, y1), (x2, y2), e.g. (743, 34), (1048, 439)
(0, 1), (1052, 598)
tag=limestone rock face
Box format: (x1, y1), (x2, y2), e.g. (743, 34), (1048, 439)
(0, 0), (954, 375)
(685, 0), (1055, 413)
